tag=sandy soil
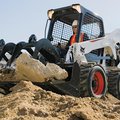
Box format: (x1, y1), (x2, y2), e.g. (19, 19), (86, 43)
(0, 80), (119, 120)
(0, 59), (119, 120)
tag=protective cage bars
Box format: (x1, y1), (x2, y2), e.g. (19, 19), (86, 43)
(51, 13), (103, 46)
(51, 20), (73, 46)
(81, 13), (103, 40)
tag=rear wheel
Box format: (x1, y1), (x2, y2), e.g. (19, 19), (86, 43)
(80, 64), (107, 98)
(108, 70), (120, 99)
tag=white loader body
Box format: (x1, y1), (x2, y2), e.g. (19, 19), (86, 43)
(66, 29), (120, 68)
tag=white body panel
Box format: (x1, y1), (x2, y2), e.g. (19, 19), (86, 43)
(66, 29), (120, 68)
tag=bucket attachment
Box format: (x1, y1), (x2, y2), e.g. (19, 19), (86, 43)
(43, 62), (82, 97)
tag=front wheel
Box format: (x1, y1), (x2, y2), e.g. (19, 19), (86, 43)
(80, 65), (108, 98)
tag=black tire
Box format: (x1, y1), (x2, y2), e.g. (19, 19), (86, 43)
(79, 64), (108, 98)
(108, 71), (120, 99)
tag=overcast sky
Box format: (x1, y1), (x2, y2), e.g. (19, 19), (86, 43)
(0, 0), (120, 43)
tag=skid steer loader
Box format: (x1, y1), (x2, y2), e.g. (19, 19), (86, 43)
(32, 3), (120, 99)
(1, 4), (120, 99)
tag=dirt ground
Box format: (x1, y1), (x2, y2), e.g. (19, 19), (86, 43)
(0, 60), (120, 120)
(0, 79), (119, 120)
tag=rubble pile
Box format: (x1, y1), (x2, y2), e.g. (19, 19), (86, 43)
(0, 81), (119, 120)
(0, 53), (119, 120)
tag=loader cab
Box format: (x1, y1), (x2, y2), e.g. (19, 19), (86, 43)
(46, 4), (105, 46)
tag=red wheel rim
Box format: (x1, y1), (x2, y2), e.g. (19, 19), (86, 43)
(92, 71), (104, 95)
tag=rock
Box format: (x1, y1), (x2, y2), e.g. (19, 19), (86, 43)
(15, 53), (68, 82)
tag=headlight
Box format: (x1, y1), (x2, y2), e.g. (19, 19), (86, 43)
(47, 9), (54, 19)
(72, 4), (81, 13)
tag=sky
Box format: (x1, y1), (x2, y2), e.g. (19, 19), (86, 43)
(0, 0), (120, 43)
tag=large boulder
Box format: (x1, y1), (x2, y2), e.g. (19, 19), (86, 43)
(15, 53), (68, 82)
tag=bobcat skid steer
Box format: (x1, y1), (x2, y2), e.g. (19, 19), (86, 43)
(34, 3), (120, 99)
(1, 4), (120, 99)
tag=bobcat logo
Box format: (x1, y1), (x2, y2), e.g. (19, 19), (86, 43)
(80, 46), (85, 54)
